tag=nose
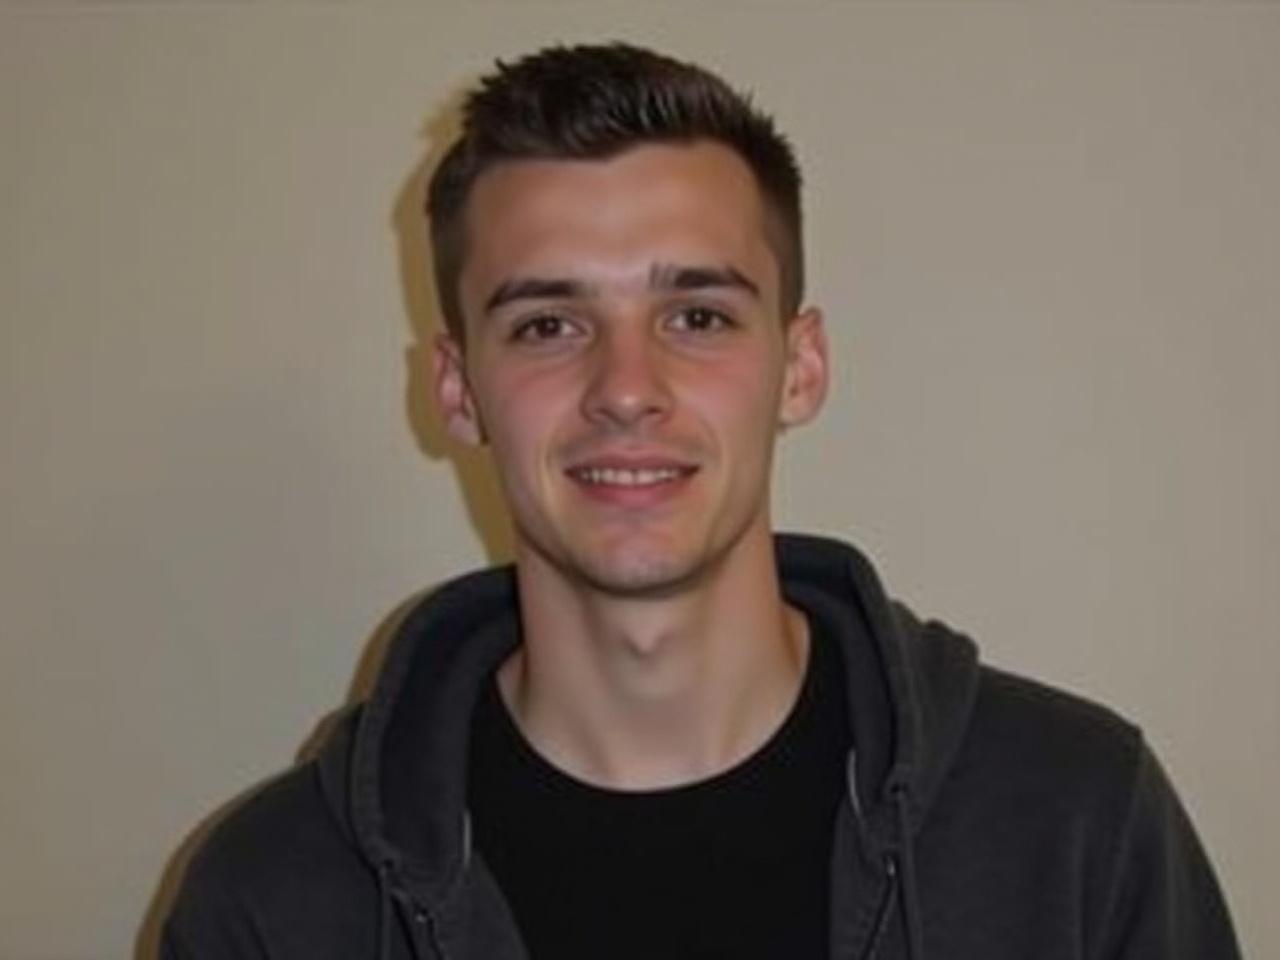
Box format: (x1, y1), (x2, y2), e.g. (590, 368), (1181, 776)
(581, 323), (674, 429)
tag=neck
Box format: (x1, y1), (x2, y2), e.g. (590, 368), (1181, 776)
(499, 524), (809, 790)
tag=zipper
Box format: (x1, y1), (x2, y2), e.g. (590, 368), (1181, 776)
(388, 815), (471, 960)
(380, 867), (446, 960)
(407, 899), (447, 960)
(860, 856), (899, 960)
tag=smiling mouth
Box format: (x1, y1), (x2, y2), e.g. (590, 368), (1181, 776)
(567, 466), (696, 487)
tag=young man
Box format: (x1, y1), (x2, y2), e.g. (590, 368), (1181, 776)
(164, 44), (1240, 959)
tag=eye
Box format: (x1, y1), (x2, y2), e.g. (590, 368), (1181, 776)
(666, 305), (736, 333)
(510, 313), (581, 343)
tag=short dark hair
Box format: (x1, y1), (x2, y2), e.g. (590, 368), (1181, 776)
(426, 42), (804, 341)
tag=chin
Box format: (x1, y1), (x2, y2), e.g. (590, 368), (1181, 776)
(560, 542), (700, 599)
(574, 530), (743, 599)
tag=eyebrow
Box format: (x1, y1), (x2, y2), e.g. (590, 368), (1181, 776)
(648, 263), (761, 300)
(484, 277), (595, 314)
(482, 262), (761, 315)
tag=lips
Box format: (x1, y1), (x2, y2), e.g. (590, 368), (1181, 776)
(564, 456), (699, 501)
(568, 465), (692, 487)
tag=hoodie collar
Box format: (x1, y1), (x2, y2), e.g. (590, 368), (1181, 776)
(337, 533), (980, 905)
(349, 564), (521, 903)
(777, 534), (979, 851)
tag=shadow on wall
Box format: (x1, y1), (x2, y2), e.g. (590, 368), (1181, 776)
(134, 87), (514, 959)
(396, 88), (515, 566)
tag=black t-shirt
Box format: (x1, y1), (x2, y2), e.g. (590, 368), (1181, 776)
(467, 620), (851, 959)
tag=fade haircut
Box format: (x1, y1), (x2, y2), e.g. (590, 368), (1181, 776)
(426, 42), (804, 341)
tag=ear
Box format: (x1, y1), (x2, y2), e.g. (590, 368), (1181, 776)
(432, 333), (486, 446)
(778, 306), (829, 429)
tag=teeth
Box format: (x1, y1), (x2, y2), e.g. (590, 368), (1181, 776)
(576, 467), (683, 486)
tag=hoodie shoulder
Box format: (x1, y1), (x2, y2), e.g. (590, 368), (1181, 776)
(928, 665), (1240, 958)
(967, 665), (1142, 792)
(164, 713), (379, 957)
(929, 660), (1147, 905)
(183, 761), (362, 890)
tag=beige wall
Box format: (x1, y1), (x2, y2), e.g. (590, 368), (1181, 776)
(2, 3), (1276, 957)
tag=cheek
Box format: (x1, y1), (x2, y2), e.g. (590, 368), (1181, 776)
(476, 364), (578, 466)
(681, 355), (785, 457)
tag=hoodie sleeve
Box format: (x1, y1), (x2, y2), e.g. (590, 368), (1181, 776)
(1095, 739), (1240, 959)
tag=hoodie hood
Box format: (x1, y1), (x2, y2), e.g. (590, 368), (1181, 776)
(777, 534), (979, 853)
(346, 564), (522, 904)
(317, 533), (981, 955)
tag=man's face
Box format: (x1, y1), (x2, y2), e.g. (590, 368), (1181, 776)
(435, 141), (827, 596)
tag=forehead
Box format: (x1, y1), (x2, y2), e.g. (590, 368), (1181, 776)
(458, 141), (778, 311)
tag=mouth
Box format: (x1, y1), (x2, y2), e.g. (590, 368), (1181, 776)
(563, 458), (700, 504)
(567, 465), (696, 487)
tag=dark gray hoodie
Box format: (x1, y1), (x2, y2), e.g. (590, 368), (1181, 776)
(163, 534), (1240, 959)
